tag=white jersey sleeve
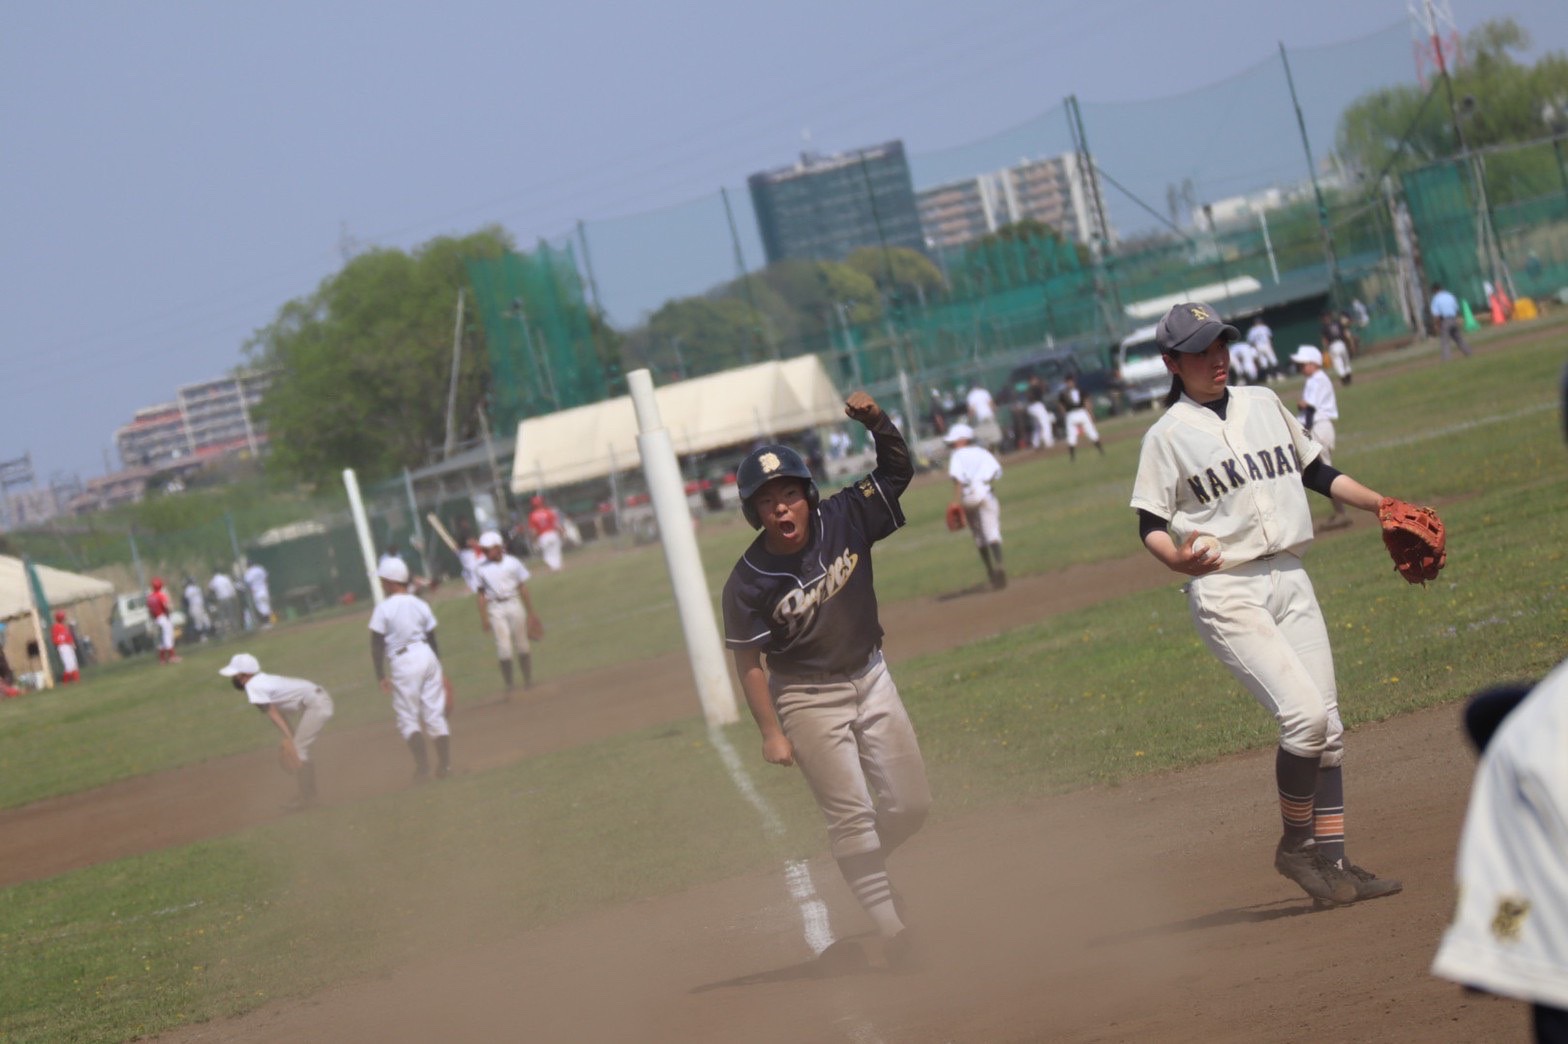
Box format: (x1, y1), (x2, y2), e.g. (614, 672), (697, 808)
(1300, 371), (1338, 423)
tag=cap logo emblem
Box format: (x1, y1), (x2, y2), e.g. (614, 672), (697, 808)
(759, 452), (781, 473)
(1189, 306), (1211, 321)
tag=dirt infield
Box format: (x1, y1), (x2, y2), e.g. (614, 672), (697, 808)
(2, 527), (1518, 1041)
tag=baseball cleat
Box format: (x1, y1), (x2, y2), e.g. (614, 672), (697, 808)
(813, 938), (867, 976)
(1274, 837), (1358, 905)
(1340, 861), (1403, 901)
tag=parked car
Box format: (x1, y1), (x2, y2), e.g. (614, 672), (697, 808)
(1116, 323), (1167, 411)
(109, 593), (187, 657)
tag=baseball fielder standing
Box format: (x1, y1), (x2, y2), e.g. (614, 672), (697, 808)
(1058, 373), (1104, 462)
(943, 422), (1007, 590)
(369, 558), (452, 781)
(148, 577), (181, 664)
(1292, 345), (1350, 530)
(243, 561), (272, 628)
(722, 391), (930, 971)
(218, 652), (334, 811)
(474, 530), (543, 695)
(527, 495), (565, 572)
(1130, 301), (1432, 908)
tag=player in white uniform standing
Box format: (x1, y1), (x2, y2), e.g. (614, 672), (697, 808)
(369, 558), (452, 781)
(944, 422), (1007, 590)
(243, 561), (272, 628)
(218, 652), (335, 811)
(1130, 301), (1420, 907)
(1292, 345), (1350, 530)
(1247, 315), (1279, 382)
(474, 530), (543, 695)
(964, 382), (1004, 452)
(209, 569), (240, 637)
(1058, 373), (1104, 461)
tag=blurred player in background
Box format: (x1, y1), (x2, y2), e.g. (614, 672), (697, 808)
(527, 495), (565, 572)
(50, 610), (79, 683)
(149, 577), (180, 664)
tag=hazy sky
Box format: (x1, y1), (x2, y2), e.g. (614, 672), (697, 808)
(4, 0), (1564, 486)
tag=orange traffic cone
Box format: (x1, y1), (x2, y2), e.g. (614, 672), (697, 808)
(1488, 293), (1507, 326)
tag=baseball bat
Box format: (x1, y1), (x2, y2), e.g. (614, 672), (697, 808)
(425, 513), (460, 554)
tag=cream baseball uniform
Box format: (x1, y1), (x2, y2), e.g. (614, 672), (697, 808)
(1327, 339), (1352, 384)
(244, 563), (272, 621)
(1299, 369), (1339, 464)
(475, 553), (533, 660)
(1248, 321), (1278, 376)
(242, 672), (335, 761)
(948, 443), (1004, 546)
(1432, 657), (1568, 1013)
(1130, 385), (1343, 765)
(965, 385), (1003, 449)
(368, 592), (448, 740)
(458, 547), (481, 593)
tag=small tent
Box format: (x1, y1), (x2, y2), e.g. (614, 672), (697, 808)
(0, 556), (114, 621)
(510, 356), (843, 492)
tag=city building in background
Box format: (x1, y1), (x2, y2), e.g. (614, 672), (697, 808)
(748, 140), (926, 265)
(916, 153), (1112, 251)
(114, 370), (273, 470)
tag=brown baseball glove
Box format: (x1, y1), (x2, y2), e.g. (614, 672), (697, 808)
(1377, 497), (1447, 586)
(945, 502), (968, 532)
(278, 739), (302, 774)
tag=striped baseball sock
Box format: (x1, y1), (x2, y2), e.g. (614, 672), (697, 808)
(1276, 748), (1319, 844)
(837, 850), (905, 938)
(1314, 765), (1346, 865)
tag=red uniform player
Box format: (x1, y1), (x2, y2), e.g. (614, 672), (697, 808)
(51, 610), (80, 683)
(527, 495), (564, 572)
(148, 577), (181, 664)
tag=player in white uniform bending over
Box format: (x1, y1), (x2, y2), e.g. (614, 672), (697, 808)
(219, 652), (335, 811)
(474, 530), (543, 695)
(369, 558), (452, 781)
(944, 422), (1007, 590)
(1247, 315), (1279, 382)
(723, 392), (929, 971)
(1293, 346), (1350, 530)
(1130, 301), (1420, 908)
(1058, 374), (1104, 462)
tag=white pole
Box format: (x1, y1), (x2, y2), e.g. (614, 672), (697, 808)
(628, 369), (739, 726)
(342, 468), (384, 606)
(443, 290), (466, 460)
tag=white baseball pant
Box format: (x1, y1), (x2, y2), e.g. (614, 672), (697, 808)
(57, 644), (78, 675)
(1064, 408), (1098, 447)
(1187, 554), (1344, 766)
(292, 687), (335, 761)
(769, 651), (931, 859)
(963, 492), (1002, 547)
(486, 598), (530, 660)
(156, 615), (175, 651)
(388, 643), (448, 740)
(1027, 402), (1055, 448)
(536, 530), (563, 572)
(1310, 419), (1337, 466)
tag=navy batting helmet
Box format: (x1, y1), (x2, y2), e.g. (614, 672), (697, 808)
(736, 445), (819, 530)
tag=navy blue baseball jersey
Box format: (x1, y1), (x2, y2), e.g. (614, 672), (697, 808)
(722, 418), (912, 676)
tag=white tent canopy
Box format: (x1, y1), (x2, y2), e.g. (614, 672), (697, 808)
(511, 356), (844, 492)
(0, 556), (115, 620)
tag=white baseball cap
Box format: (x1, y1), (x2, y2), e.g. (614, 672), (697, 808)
(377, 558), (411, 584)
(218, 653), (261, 677)
(943, 422), (976, 444)
(1291, 345), (1323, 366)
(478, 530), (504, 549)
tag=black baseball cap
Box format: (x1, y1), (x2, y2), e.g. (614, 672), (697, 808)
(1156, 302), (1240, 354)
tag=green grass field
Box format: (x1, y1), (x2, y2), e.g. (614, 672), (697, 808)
(2, 319), (1565, 1041)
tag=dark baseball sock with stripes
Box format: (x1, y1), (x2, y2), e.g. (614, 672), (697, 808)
(1277, 748), (1320, 844)
(1314, 764), (1346, 865)
(836, 850), (905, 938)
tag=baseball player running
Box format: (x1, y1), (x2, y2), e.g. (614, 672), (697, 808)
(369, 558), (452, 781)
(1058, 374), (1104, 461)
(1130, 301), (1414, 908)
(148, 577), (181, 664)
(218, 652), (335, 811)
(944, 422), (1007, 589)
(474, 530), (543, 695)
(1293, 345), (1350, 530)
(722, 391), (930, 971)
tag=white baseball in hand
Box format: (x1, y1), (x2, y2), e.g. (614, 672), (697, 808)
(1192, 534), (1220, 559)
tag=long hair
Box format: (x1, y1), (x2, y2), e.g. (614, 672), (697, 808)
(1163, 353), (1185, 407)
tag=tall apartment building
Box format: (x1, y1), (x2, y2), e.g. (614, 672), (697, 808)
(748, 141), (927, 265)
(916, 153), (1112, 252)
(115, 370), (272, 470)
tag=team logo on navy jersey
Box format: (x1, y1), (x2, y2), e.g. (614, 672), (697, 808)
(771, 548), (859, 639)
(1490, 896), (1531, 942)
(857, 477), (876, 498)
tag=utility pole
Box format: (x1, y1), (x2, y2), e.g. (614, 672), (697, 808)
(442, 289), (466, 459)
(1066, 94), (1122, 337)
(1280, 41), (1344, 309)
